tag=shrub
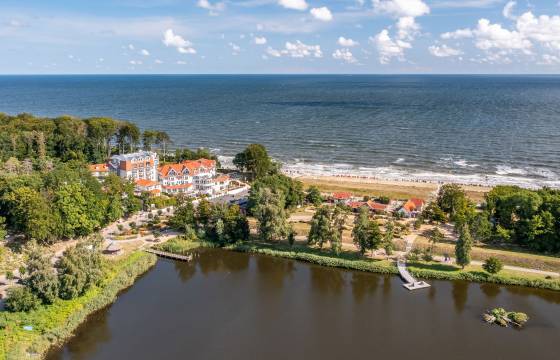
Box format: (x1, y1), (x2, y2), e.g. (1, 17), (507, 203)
(422, 251), (433, 262)
(6, 271), (14, 281)
(5, 287), (41, 312)
(117, 224), (124, 232)
(483, 257), (504, 274)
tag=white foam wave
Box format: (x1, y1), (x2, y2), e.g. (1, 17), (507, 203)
(281, 161), (560, 189)
(394, 158), (405, 164)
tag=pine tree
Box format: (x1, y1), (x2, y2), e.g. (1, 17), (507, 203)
(455, 224), (473, 269)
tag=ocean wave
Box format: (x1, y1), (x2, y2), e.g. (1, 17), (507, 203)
(495, 165), (557, 179)
(281, 161), (560, 189)
(394, 158), (405, 164)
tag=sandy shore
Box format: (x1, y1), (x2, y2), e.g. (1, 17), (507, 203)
(295, 175), (491, 202)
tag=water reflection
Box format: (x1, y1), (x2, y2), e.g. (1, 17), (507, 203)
(197, 248), (250, 275)
(310, 266), (346, 295)
(351, 272), (378, 303)
(480, 283), (501, 299)
(255, 256), (295, 289)
(452, 281), (469, 313)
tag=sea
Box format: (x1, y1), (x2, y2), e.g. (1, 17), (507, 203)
(0, 75), (559, 189)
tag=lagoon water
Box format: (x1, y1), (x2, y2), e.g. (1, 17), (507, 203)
(47, 249), (560, 360)
(0, 75), (559, 188)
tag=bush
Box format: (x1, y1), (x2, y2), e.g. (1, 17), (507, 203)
(422, 251), (433, 262)
(6, 271), (14, 281)
(483, 257), (504, 274)
(5, 287), (41, 312)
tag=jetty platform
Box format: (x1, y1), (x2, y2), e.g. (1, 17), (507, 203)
(144, 248), (192, 261)
(397, 259), (431, 291)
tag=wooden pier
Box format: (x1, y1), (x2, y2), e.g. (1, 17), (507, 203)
(144, 248), (192, 261)
(397, 259), (431, 291)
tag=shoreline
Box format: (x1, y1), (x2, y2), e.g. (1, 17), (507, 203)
(294, 174), (491, 202)
(218, 155), (560, 190)
(1, 251), (157, 360)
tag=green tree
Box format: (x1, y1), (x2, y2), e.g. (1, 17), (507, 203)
(233, 144), (274, 180)
(4, 287), (41, 312)
(56, 240), (104, 299)
(308, 206), (334, 249)
(455, 224), (473, 269)
(0, 216), (7, 240)
(383, 220), (395, 255)
(305, 186), (323, 206)
(437, 184), (469, 218)
(330, 205), (348, 254)
(482, 257), (503, 274)
(142, 130), (159, 151)
(253, 188), (289, 242)
(3, 186), (53, 243)
(352, 207), (372, 255)
(116, 121), (140, 154)
(428, 227), (444, 252)
(25, 249), (59, 304)
(155, 131), (172, 162)
(421, 202), (447, 223)
(54, 183), (103, 238)
(169, 199), (196, 234)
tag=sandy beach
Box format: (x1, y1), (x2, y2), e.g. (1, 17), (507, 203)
(295, 175), (491, 202)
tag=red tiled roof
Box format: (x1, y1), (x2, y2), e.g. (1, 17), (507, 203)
(348, 201), (366, 209)
(333, 192), (352, 200)
(402, 200), (416, 212)
(135, 179), (159, 187)
(410, 198), (425, 208)
(158, 163), (185, 177)
(159, 158), (216, 178)
(89, 163), (109, 172)
(366, 200), (388, 211)
(215, 175), (229, 183)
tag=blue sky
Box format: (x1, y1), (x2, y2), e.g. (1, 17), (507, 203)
(1, 0), (560, 74)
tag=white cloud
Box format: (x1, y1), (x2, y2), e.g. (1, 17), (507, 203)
(176, 60), (187, 65)
(163, 29), (196, 55)
(197, 0), (226, 15)
(140, 49), (150, 56)
(516, 12), (560, 51)
(441, 28), (473, 39)
(338, 36), (359, 47)
(254, 36), (267, 45)
(539, 54), (560, 65)
(433, 0), (502, 8)
(266, 47), (282, 57)
(229, 42), (241, 54)
(372, 0), (430, 18)
(503, 1), (517, 20)
(129, 60), (142, 65)
(370, 29), (409, 64)
(428, 44), (463, 57)
(310, 7), (333, 22)
(266, 40), (322, 58)
(396, 16), (419, 40)
(127, 44), (135, 50)
(474, 18), (531, 53)
(332, 48), (357, 63)
(278, 0), (308, 11)
(154, 59), (163, 64)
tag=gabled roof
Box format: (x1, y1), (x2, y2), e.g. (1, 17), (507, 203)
(214, 175), (229, 183)
(410, 198), (425, 208)
(135, 179), (159, 187)
(159, 158), (216, 177)
(89, 163), (108, 172)
(366, 200), (388, 211)
(333, 192), (352, 200)
(348, 201), (366, 209)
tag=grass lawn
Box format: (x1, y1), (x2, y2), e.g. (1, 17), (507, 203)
(413, 236), (560, 273)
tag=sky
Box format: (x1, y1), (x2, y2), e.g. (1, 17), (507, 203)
(1, 0), (560, 74)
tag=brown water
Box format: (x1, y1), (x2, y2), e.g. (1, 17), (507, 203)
(47, 249), (560, 360)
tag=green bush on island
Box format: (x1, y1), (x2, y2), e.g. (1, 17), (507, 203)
(483, 257), (504, 274)
(483, 307), (529, 327)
